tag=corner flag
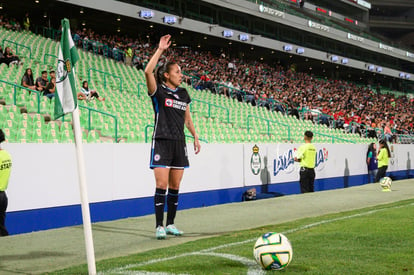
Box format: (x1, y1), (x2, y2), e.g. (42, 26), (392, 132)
(55, 18), (79, 119)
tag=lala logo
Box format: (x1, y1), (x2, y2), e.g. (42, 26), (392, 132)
(273, 148), (296, 176)
(315, 148), (329, 171)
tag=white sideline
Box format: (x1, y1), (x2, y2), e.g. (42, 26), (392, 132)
(99, 202), (414, 275)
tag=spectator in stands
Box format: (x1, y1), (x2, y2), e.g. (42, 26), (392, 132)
(125, 46), (133, 66)
(383, 122), (393, 143)
(0, 129), (12, 236)
(21, 68), (36, 91)
(132, 50), (144, 70)
(375, 139), (391, 182)
(23, 12), (30, 32)
(35, 70), (49, 94)
(144, 34), (200, 240)
(366, 143), (378, 183)
(0, 46), (4, 65)
(3, 47), (20, 66)
(42, 70), (56, 99)
(77, 80), (105, 101)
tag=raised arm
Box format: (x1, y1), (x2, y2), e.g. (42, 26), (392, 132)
(144, 34), (171, 95)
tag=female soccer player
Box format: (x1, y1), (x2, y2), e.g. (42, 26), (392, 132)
(375, 139), (391, 182)
(144, 34), (201, 239)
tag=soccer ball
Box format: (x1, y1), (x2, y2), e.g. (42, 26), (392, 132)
(253, 232), (293, 270)
(379, 177), (392, 190)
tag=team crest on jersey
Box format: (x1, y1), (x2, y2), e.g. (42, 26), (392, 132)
(165, 99), (173, 107)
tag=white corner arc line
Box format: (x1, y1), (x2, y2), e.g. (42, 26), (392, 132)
(99, 202), (414, 275)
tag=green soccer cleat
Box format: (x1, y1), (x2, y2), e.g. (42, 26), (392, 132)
(165, 224), (183, 236)
(156, 226), (166, 240)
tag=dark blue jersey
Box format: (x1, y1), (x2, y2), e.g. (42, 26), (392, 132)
(149, 84), (191, 141)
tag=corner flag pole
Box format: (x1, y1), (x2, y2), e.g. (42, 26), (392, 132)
(54, 18), (96, 274)
(72, 107), (97, 275)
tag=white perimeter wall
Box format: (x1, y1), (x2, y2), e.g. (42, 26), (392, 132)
(4, 143), (414, 212)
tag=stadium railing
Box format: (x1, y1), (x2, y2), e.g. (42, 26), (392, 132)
(247, 114), (291, 141)
(0, 79), (41, 113)
(2, 39), (32, 59)
(34, 25), (61, 41)
(60, 105), (119, 142)
(312, 130), (355, 144)
(395, 134), (414, 144)
(190, 98), (230, 123)
(137, 83), (146, 97)
(88, 67), (123, 92)
(43, 53), (59, 65)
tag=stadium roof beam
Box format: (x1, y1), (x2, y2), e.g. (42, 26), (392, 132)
(369, 0), (414, 7)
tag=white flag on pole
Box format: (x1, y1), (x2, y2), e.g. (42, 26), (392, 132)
(55, 18), (79, 119)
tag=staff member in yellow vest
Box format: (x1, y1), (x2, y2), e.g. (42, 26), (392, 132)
(125, 47), (133, 66)
(375, 139), (390, 183)
(294, 131), (317, 193)
(0, 129), (12, 236)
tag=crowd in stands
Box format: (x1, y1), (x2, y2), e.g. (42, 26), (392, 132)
(165, 47), (414, 141)
(0, 15), (21, 32)
(1, 12), (413, 142)
(67, 26), (414, 141)
(20, 68), (56, 99)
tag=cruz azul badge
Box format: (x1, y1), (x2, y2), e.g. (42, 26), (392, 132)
(250, 144), (262, 175)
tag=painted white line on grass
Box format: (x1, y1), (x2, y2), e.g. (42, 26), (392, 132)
(194, 252), (265, 275)
(99, 202), (414, 275)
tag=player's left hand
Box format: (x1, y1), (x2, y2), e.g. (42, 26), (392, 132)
(194, 137), (201, 154)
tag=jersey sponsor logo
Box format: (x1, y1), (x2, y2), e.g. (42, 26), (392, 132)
(164, 98), (187, 111)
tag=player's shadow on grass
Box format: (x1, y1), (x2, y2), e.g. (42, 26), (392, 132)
(0, 250), (71, 261)
(89, 224), (228, 239)
(87, 224), (152, 238)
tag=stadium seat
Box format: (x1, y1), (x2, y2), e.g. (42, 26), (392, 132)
(87, 130), (101, 143)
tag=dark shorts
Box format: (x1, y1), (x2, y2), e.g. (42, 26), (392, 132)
(150, 139), (189, 169)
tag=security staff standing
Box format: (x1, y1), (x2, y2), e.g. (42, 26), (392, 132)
(0, 129), (12, 236)
(294, 131), (316, 193)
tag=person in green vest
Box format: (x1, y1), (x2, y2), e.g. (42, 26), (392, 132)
(375, 139), (391, 182)
(0, 129), (12, 236)
(294, 131), (317, 193)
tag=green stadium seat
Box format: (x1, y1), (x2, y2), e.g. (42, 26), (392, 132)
(87, 130), (101, 143)
(60, 129), (74, 143)
(16, 128), (30, 143)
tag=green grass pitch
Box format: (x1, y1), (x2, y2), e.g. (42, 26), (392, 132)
(49, 199), (414, 275)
